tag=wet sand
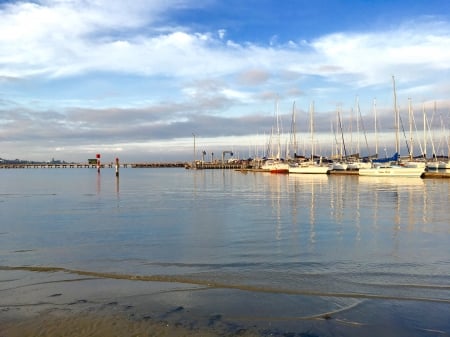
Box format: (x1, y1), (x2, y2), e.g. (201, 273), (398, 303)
(0, 311), (237, 337)
(0, 269), (258, 337)
(1, 268), (449, 337)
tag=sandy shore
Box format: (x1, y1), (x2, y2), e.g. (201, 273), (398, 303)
(0, 269), (261, 337)
(1, 268), (449, 337)
(0, 267), (355, 337)
(0, 310), (257, 337)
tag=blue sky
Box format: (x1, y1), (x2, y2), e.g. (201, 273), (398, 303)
(1, 0), (449, 162)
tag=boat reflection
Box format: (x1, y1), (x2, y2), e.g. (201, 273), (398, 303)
(358, 176), (424, 188)
(288, 174), (330, 246)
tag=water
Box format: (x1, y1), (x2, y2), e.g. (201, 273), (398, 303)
(1, 168), (449, 336)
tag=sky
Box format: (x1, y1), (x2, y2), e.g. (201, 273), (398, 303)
(1, 0), (449, 163)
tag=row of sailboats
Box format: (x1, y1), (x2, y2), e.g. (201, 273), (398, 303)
(260, 76), (448, 178)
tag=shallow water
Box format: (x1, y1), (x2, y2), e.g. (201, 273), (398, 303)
(0, 168), (449, 336)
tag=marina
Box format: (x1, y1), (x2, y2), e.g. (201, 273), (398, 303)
(1, 160), (449, 178)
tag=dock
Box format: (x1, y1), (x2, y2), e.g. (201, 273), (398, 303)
(421, 171), (450, 179)
(327, 170), (359, 175)
(0, 163), (117, 169)
(0, 162), (182, 169)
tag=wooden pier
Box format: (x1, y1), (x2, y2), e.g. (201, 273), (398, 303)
(0, 161), (238, 170)
(0, 163), (113, 169)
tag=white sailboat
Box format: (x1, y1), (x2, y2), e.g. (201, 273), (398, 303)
(289, 101), (329, 174)
(426, 103), (450, 170)
(347, 96), (374, 170)
(330, 104), (349, 171)
(358, 162), (425, 177)
(359, 76), (425, 178)
(261, 100), (289, 174)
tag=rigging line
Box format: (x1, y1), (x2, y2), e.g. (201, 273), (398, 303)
(357, 100), (370, 156)
(410, 104), (425, 157)
(337, 107), (348, 158)
(399, 112), (411, 156)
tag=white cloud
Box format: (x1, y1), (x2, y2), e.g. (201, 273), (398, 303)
(309, 22), (450, 86)
(218, 29), (226, 39)
(1, 1), (449, 86)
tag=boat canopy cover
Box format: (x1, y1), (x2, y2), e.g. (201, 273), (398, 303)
(372, 152), (399, 163)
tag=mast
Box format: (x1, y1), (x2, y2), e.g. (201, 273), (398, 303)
(355, 96), (360, 156)
(408, 98), (413, 160)
(423, 103), (427, 159)
(374, 98), (378, 157)
(337, 105), (347, 159)
(289, 101), (297, 158)
(275, 99), (281, 159)
(392, 75), (400, 156)
(431, 101), (437, 159)
(310, 101), (314, 160)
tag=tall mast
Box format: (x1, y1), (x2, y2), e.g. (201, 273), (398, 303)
(356, 96), (360, 156)
(408, 97), (413, 160)
(337, 105), (347, 159)
(310, 101), (314, 160)
(289, 101), (297, 158)
(423, 103), (427, 159)
(392, 75), (400, 156)
(374, 98), (378, 157)
(276, 99), (281, 159)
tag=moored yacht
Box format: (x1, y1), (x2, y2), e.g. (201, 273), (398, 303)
(289, 160), (329, 174)
(261, 159), (290, 174)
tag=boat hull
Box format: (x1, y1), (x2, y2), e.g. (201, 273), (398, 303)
(289, 165), (329, 174)
(270, 168), (289, 174)
(358, 166), (424, 177)
(261, 160), (290, 174)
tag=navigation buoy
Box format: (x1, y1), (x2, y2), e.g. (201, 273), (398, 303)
(96, 153), (101, 173)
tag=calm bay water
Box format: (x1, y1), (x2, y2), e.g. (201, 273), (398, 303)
(1, 168), (449, 335)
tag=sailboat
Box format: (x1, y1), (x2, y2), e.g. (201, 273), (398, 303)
(359, 76), (425, 178)
(261, 100), (290, 174)
(289, 101), (329, 174)
(347, 96), (372, 170)
(426, 102), (450, 170)
(330, 104), (349, 171)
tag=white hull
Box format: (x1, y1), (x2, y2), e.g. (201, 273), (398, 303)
(261, 160), (289, 173)
(347, 161), (372, 170)
(438, 161), (450, 169)
(358, 165), (424, 177)
(426, 162), (440, 170)
(289, 164), (329, 174)
(403, 161), (426, 168)
(331, 162), (348, 171)
(427, 161), (450, 170)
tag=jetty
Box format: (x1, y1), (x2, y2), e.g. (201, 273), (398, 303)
(0, 162), (183, 169)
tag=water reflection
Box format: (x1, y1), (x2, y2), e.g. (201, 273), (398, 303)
(358, 176), (426, 232)
(284, 174), (449, 254)
(288, 174), (329, 246)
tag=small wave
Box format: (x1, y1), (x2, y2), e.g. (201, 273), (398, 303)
(1, 265), (449, 304)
